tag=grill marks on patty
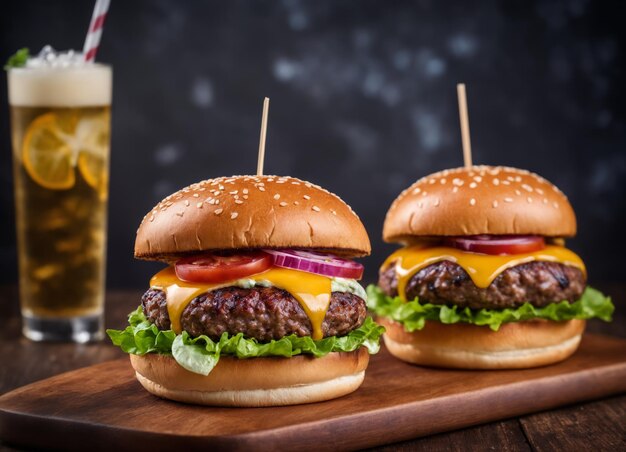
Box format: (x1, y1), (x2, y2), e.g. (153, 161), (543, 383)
(142, 286), (367, 342)
(378, 260), (586, 310)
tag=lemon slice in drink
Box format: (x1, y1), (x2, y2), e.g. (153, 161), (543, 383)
(22, 113), (77, 190)
(76, 113), (110, 199)
(22, 111), (109, 196)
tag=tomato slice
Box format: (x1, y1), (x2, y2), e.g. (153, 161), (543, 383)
(443, 235), (546, 255)
(175, 252), (273, 283)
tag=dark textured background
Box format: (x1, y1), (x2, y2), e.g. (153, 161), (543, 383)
(1, 0), (625, 288)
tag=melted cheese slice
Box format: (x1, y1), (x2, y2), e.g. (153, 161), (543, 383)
(383, 245), (586, 301)
(150, 267), (332, 340)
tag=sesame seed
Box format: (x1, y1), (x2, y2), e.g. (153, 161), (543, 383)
(243, 189), (249, 194)
(429, 179), (436, 184)
(214, 191), (221, 195)
(243, 195), (249, 199)
(515, 176), (522, 182)
(219, 185), (225, 190)
(303, 195), (311, 200)
(522, 184), (533, 192)
(291, 182), (300, 185)
(452, 186), (459, 193)
(492, 200), (498, 208)
(553, 202), (559, 209)
(493, 178), (500, 186)
(230, 190), (238, 195)
(422, 191), (427, 197)
(215, 199), (220, 204)
(453, 178), (464, 186)
(413, 188), (421, 194)
(543, 198), (548, 204)
(434, 199), (441, 207)
(176, 211), (184, 217)
(440, 178), (447, 184)
(507, 176), (515, 182)
(235, 200), (243, 204)
(196, 202), (203, 208)
(184, 200), (190, 207)
(473, 176), (482, 182)
(193, 193), (199, 198)
(331, 209), (337, 215)
(502, 180), (511, 185)
(515, 190), (521, 196)
(469, 182), (477, 189)
(279, 202), (287, 207)
(234, 195), (239, 199)
(214, 208), (223, 215)
(149, 216), (155, 222)
(312, 206), (320, 212)
(527, 197), (533, 203)
(418, 202), (423, 208)
(273, 194), (281, 200)
(469, 198), (476, 206)
(305, 183), (312, 188)
(231, 212), (239, 219)
(504, 197), (513, 203)
(536, 188), (544, 195)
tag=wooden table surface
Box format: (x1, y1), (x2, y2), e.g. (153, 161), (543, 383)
(0, 283), (624, 451)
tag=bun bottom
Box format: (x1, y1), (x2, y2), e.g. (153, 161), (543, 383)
(130, 348), (369, 407)
(378, 317), (585, 369)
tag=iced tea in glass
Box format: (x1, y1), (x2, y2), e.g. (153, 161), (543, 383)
(7, 48), (111, 342)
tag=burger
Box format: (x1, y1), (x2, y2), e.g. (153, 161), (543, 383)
(108, 175), (384, 406)
(367, 166), (613, 369)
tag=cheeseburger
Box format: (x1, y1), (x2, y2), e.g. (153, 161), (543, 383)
(108, 175), (383, 406)
(368, 166), (613, 369)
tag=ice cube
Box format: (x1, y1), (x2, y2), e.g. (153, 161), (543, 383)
(27, 45), (87, 69)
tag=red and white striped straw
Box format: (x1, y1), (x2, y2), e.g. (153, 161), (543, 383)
(83, 0), (111, 62)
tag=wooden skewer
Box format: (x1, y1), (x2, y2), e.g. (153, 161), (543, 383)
(257, 97), (270, 176)
(456, 83), (473, 168)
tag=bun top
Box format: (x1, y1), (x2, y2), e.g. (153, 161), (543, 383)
(383, 166), (576, 243)
(135, 175), (371, 261)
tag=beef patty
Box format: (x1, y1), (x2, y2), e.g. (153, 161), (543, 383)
(378, 260), (586, 309)
(142, 286), (367, 342)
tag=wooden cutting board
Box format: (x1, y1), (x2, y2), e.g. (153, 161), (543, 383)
(1, 333), (626, 451)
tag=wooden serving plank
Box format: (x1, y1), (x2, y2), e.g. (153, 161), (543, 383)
(1, 333), (626, 451)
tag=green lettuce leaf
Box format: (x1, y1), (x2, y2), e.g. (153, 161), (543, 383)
(107, 307), (385, 376)
(366, 285), (614, 332)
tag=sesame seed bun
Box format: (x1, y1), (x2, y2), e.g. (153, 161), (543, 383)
(129, 348), (369, 407)
(135, 175), (371, 260)
(383, 166), (577, 243)
(377, 317), (585, 369)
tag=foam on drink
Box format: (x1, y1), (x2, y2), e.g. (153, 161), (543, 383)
(8, 46), (111, 107)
